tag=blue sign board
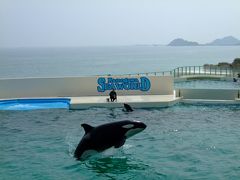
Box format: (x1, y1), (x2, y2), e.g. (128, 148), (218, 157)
(97, 77), (151, 92)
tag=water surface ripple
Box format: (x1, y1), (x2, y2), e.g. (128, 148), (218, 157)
(1, 105), (240, 179)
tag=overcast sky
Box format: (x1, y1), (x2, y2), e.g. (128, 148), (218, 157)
(0, 0), (240, 47)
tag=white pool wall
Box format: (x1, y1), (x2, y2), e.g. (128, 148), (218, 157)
(0, 76), (173, 99)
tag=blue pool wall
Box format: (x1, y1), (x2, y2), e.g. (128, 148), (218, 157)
(0, 98), (71, 110)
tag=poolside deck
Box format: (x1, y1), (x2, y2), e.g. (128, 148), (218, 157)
(70, 95), (181, 109)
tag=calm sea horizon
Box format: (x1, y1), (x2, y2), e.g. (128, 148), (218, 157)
(0, 46), (240, 78)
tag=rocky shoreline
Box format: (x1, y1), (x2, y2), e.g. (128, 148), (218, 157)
(204, 58), (240, 69)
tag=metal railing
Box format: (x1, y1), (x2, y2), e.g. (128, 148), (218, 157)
(97, 70), (173, 77)
(172, 66), (238, 78)
(98, 66), (240, 78)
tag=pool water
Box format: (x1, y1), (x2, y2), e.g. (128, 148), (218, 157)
(174, 80), (240, 89)
(1, 105), (240, 179)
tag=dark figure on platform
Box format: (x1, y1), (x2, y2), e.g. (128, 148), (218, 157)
(238, 73), (240, 78)
(109, 89), (117, 102)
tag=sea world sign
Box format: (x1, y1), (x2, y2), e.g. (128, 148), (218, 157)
(97, 77), (151, 92)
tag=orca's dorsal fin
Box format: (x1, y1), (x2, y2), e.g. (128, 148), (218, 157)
(81, 124), (94, 134)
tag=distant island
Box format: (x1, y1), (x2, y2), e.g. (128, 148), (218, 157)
(168, 36), (240, 46)
(168, 38), (199, 46)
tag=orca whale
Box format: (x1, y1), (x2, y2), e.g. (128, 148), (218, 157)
(123, 103), (134, 112)
(74, 120), (146, 160)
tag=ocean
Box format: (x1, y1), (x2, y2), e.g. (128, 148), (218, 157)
(0, 46), (240, 78)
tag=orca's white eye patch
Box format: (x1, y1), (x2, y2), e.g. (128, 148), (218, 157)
(122, 124), (134, 129)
